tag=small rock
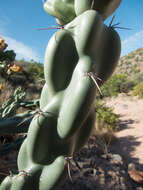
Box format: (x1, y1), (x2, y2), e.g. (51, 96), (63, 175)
(109, 154), (123, 165)
(121, 170), (126, 174)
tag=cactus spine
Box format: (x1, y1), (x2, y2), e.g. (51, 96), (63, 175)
(0, 0), (122, 189)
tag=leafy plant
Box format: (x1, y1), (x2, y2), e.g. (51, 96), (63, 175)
(26, 60), (44, 83)
(135, 57), (139, 62)
(131, 81), (143, 98)
(99, 74), (134, 97)
(15, 59), (44, 84)
(138, 52), (143, 56)
(95, 100), (118, 131)
(133, 73), (143, 84)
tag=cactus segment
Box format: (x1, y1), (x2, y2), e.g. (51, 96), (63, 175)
(39, 156), (66, 190)
(75, 0), (122, 20)
(43, 0), (75, 25)
(0, 1), (121, 190)
(0, 176), (12, 190)
(95, 26), (121, 85)
(43, 0), (122, 25)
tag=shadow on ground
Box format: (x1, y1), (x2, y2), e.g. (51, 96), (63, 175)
(110, 135), (143, 169)
(117, 119), (136, 131)
(59, 135), (142, 190)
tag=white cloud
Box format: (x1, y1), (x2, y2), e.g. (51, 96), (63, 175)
(1, 35), (41, 62)
(0, 16), (42, 62)
(121, 30), (143, 56)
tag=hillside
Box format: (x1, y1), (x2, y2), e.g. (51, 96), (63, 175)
(116, 47), (143, 75)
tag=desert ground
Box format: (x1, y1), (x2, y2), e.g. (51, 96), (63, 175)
(105, 93), (143, 168)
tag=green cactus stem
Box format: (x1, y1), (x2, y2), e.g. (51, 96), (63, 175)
(0, 0), (122, 189)
(0, 112), (33, 135)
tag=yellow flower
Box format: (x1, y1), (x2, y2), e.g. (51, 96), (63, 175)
(0, 37), (5, 51)
(10, 64), (22, 72)
(0, 38), (4, 44)
(0, 83), (3, 90)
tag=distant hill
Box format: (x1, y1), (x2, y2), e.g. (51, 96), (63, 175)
(115, 48), (143, 76)
(14, 59), (44, 85)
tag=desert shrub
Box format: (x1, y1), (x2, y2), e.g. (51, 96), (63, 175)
(133, 73), (143, 84)
(139, 52), (143, 56)
(131, 81), (143, 98)
(99, 74), (133, 97)
(95, 100), (118, 131)
(92, 128), (117, 154)
(135, 57), (139, 62)
(19, 60), (44, 83)
(126, 55), (134, 59)
(119, 80), (136, 93)
(15, 59), (44, 84)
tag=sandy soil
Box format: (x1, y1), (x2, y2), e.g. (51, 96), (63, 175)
(105, 94), (143, 168)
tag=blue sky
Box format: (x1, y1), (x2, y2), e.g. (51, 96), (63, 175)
(0, 0), (143, 63)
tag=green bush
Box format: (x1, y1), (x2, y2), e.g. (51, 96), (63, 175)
(133, 73), (143, 84)
(27, 60), (44, 82)
(135, 57), (139, 62)
(119, 80), (136, 93)
(99, 74), (134, 97)
(132, 81), (143, 98)
(95, 100), (118, 131)
(17, 59), (44, 83)
(139, 52), (143, 56)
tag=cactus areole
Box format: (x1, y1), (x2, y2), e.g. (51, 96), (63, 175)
(0, 0), (122, 189)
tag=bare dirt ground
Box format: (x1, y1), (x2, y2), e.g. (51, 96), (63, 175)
(105, 93), (143, 169)
(1, 93), (143, 189)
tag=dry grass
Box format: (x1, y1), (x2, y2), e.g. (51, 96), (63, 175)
(0, 82), (14, 107)
(92, 121), (117, 154)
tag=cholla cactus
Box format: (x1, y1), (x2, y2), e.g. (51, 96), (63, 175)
(0, 37), (7, 51)
(0, 36), (22, 81)
(0, 87), (39, 135)
(0, 87), (26, 118)
(0, 0), (122, 189)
